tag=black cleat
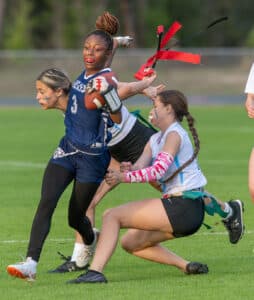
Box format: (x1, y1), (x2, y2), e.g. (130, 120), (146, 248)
(222, 200), (244, 244)
(185, 262), (209, 275)
(48, 252), (88, 273)
(66, 270), (107, 284)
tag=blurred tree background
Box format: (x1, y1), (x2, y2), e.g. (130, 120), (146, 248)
(0, 0), (254, 49)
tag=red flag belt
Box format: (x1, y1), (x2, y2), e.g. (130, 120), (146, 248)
(134, 21), (201, 80)
(156, 50), (200, 64)
(160, 21), (182, 48)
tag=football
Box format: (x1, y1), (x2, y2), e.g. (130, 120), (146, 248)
(85, 90), (106, 109)
(84, 72), (118, 110)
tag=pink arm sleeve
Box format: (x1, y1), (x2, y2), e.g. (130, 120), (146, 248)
(123, 151), (173, 183)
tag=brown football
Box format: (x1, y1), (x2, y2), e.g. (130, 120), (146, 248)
(84, 72), (118, 110)
(85, 90), (106, 110)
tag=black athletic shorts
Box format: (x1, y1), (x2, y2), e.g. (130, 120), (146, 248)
(161, 196), (204, 238)
(108, 119), (156, 163)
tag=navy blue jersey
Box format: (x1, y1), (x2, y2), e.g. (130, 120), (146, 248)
(64, 68), (113, 149)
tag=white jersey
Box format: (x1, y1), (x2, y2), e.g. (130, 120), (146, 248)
(245, 63), (254, 93)
(108, 105), (136, 146)
(149, 122), (207, 195)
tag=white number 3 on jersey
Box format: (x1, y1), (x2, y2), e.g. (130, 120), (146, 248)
(71, 95), (78, 114)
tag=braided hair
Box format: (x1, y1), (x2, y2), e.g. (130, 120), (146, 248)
(158, 90), (200, 181)
(37, 68), (72, 95)
(84, 11), (120, 52)
(95, 11), (120, 36)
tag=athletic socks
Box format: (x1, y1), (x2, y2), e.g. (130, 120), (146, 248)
(71, 243), (85, 262)
(222, 202), (233, 219)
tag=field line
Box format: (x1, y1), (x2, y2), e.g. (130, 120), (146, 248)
(0, 159), (247, 169)
(0, 238), (73, 244)
(0, 160), (45, 168)
(0, 231), (253, 244)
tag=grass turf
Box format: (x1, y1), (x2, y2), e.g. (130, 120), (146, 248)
(0, 105), (253, 300)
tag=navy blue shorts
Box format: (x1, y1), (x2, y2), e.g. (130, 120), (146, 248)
(161, 196), (204, 238)
(50, 137), (110, 183)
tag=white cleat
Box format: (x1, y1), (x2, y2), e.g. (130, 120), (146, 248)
(7, 257), (37, 281)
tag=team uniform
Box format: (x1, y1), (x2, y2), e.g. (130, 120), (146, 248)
(51, 68), (114, 182)
(26, 68), (115, 262)
(149, 122), (207, 237)
(108, 105), (156, 163)
(67, 120), (211, 284)
(44, 105), (157, 274)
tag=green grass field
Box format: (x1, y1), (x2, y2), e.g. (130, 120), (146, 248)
(0, 105), (254, 300)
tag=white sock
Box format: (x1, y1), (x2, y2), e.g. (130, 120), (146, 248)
(223, 202), (233, 219)
(71, 243), (85, 262)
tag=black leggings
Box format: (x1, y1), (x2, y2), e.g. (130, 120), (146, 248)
(27, 162), (99, 262)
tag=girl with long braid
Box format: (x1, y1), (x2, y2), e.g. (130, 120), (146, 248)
(66, 89), (207, 283)
(67, 89), (243, 284)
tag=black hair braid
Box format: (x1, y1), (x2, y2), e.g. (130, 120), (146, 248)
(164, 112), (200, 182)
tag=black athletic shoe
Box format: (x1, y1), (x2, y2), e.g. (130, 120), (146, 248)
(185, 262), (209, 275)
(48, 252), (88, 273)
(222, 199), (244, 244)
(66, 270), (107, 284)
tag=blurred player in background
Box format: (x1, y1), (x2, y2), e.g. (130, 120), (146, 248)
(244, 63), (254, 201)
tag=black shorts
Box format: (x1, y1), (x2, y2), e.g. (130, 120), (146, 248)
(108, 119), (156, 163)
(161, 196), (204, 238)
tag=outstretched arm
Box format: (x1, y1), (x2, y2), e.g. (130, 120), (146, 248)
(117, 72), (157, 100)
(105, 131), (181, 185)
